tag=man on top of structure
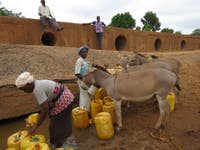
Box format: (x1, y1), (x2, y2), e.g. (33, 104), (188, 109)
(38, 0), (64, 32)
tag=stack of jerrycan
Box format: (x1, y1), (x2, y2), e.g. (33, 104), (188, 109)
(6, 113), (50, 150)
(72, 106), (89, 129)
(92, 88), (115, 140)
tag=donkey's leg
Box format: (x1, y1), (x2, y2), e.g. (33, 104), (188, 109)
(155, 95), (170, 129)
(114, 100), (122, 131)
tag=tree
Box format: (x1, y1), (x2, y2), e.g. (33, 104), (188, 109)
(191, 28), (200, 36)
(141, 11), (161, 32)
(0, 2), (22, 17)
(161, 28), (174, 33)
(175, 31), (182, 35)
(109, 12), (136, 29)
(142, 24), (152, 31)
(135, 26), (141, 30)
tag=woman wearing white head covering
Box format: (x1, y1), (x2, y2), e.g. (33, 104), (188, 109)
(75, 45), (95, 112)
(16, 72), (75, 149)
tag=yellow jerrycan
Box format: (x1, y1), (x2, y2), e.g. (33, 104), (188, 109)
(102, 102), (116, 124)
(26, 143), (50, 150)
(103, 96), (113, 104)
(25, 113), (39, 128)
(167, 92), (176, 112)
(94, 88), (107, 100)
(72, 107), (89, 129)
(90, 99), (103, 122)
(20, 134), (46, 150)
(94, 112), (114, 140)
(7, 130), (29, 150)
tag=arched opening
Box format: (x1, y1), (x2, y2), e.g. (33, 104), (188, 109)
(41, 32), (56, 46)
(115, 35), (127, 51)
(154, 38), (162, 50)
(181, 40), (186, 50)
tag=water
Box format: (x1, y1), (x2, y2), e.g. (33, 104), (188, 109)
(0, 115), (49, 149)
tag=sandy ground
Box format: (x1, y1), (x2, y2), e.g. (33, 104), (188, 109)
(1, 49), (200, 150)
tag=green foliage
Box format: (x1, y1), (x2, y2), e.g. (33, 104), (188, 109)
(191, 28), (200, 36)
(0, 3), (22, 17)
(161, 28), (174, 33)
(142, 24), (152, 31)
(141, 11), (161, 32)
(109, 12), (136, 29)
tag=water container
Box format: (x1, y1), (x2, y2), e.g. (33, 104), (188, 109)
(20, 134), (46, 150)
(94, 88), (107, 100)
(26, 143), (50, 150)
(103, 102), (116, 123)
(167, 92), (176, 112)
(72, 107), (89, 128)
(7, 130), (29, 150)
(94, 112), (114, 140)
(25, 113), (39, 128)
(103, 96), (113, 104)
(90, 99), (103, 122)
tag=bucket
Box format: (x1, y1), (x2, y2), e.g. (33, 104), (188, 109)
(102, 102), (116, 123)
(90, 99), (103, 122)
(25, 113), (39, 128)
(20, 134), (46, 150)
(7, 130), (29, 150)
(167, 92), (176, 112)
(72, 107), (89, 128)
(25, 143), (50, 150)
(94, 112), (114, 140)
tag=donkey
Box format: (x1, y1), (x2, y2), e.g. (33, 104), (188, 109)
(120, 52), (182, 92)
(81, 67), (177, 130)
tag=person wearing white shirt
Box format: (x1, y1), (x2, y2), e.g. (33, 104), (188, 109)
(74, 45), (93, 112)
(38, 0), (64, 32)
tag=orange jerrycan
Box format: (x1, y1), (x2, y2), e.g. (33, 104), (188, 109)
(94, 112), (114, 140)
(72, 107), (89, 129)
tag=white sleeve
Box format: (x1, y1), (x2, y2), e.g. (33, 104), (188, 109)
(38, 6), (42, 15)
(75, 59), (82, 74)
(33, 89), (48, 105)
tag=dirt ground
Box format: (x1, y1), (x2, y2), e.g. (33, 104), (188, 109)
(73, 50), (200, 150)
(1, 47), (200, 150)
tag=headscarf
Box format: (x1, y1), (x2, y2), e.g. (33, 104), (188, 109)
(15, 72), (34, 88)
(77, 45), (89, 54)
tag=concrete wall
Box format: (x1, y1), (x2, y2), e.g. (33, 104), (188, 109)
(0, 16), (200, 51)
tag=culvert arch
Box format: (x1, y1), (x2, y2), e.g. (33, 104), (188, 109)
(181, 40), (186, 50)
(41, 32), (56, 46)
(154, 38), (162, 50)
(115, 35), (127, 51)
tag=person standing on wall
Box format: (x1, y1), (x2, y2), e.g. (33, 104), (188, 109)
(38, 0), (64, 32)
(83, 16), (106, 49)
(15, 72), (76, 149)
(74, 45), (97, 112)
